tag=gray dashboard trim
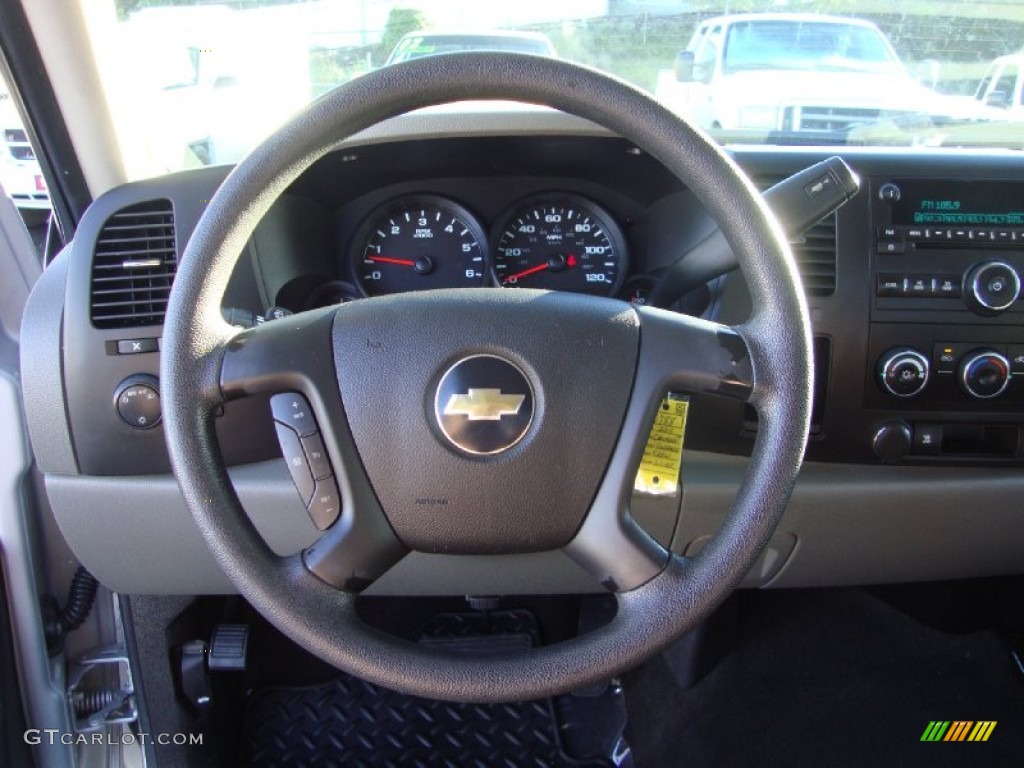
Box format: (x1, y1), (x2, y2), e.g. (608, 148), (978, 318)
(0, 371), (74, 768)
(44, 451), (1024, 595)
(0, 190), (41, 343)
(46, 459), (319, 594)
(677, 451), (1024, 587)
(20, 247), (77, 476)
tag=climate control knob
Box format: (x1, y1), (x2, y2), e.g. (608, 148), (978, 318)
(959, 350), (1011, 399)
(965, 261), (1020, 315)
(877, 347), (930, 398)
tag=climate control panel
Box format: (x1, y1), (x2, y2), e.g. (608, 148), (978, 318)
(873, 342), (1022, 403)
(865, 325), (1024, 464)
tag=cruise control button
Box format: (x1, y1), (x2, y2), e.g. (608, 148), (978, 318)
(274, 423), (314, 506)
(301, 433), (332, 480)
(307, 478), (341, 530)
(270, 392), (317, 437)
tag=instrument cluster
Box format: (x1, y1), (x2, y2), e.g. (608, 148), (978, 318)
(345, 192), (629, 298)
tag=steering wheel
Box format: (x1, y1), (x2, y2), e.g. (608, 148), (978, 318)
(162, 53), (812, 703)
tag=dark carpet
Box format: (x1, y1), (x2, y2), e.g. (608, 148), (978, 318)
(624, 588), (1024, 768)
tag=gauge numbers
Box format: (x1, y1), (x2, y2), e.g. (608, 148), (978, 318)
(355, 196), (488, 296)
(493, 196), (626, 296)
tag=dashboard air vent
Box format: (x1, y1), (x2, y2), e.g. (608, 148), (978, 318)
(90, 200), (177, 328)
(754, 175), (838, 298)
(790, 213), (837, 298)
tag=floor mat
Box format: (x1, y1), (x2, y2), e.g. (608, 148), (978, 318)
(624, 588), (1024, 768)
(241, 609), (628, 767)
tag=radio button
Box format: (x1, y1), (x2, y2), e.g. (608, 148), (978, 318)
(877, 240), (905, 255)
(934, 276), (961, 297)
(908, 276), (933, 296)
(906, 227), (925, 239)
(877, 274), (906, 296)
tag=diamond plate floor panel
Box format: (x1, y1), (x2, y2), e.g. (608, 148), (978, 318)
(240, 610), (621, 767)
(241, 673), (614, 768)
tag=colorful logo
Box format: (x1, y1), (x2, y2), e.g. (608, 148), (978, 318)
(921, 721), (996, 742)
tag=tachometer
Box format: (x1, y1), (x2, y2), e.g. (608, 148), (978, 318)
(492, 195), (627, 296)
(353, 196), (488, 296)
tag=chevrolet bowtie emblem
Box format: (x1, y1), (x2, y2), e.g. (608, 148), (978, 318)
(443, 389), (525, 421)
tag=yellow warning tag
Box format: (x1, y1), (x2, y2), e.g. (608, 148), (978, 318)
(633, 395), (689, 496)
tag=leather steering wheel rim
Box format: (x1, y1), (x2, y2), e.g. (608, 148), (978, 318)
(162, 52), (812, 703)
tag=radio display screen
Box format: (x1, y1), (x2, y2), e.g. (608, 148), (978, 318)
(891, 180), (1024, 227)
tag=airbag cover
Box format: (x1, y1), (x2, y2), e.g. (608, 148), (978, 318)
(333, 288), (639, 554)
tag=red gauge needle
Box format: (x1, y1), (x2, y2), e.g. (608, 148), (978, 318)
(366, 255), (416, 267)
(502, 262), (550, 283)
(503, 254), (578, 284)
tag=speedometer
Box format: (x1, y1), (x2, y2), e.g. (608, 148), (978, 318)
(353, 196), (488, 296)
(492, 195), (627, 296)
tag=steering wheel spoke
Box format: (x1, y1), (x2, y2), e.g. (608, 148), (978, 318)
(219, 305), (338, 400)
(565, 306), (753, 593)
(215, 306), (409, 592)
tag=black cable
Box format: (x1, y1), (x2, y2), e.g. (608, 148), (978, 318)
(44, 566), (100, 654)
(57, 566), (99, 634)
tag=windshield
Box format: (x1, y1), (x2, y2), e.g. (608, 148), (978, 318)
(73, 1), (1024, 182)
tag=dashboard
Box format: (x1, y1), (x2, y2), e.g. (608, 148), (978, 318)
(20, 111), (1024, 596)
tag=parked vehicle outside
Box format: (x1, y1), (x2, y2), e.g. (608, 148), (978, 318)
(385, 30), (557, 65)
(0, 85), (49, 214)
(975, 53), (1024, 117)
(655, 13), (975, 136)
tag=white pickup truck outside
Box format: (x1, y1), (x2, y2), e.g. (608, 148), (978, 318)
(974, 54), (1024, 119)
(655, 13), (962, 135)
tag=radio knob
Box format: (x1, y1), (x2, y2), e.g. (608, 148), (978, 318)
(959, 350), (1011, 399)
(877, 347), (930, 398)
(965, 261), (1020, 315)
